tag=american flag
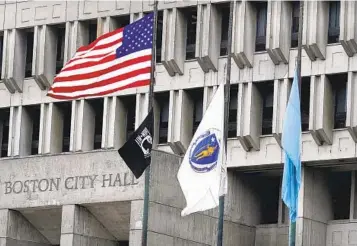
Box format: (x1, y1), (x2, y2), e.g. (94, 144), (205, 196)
(47, 13), (154, 100)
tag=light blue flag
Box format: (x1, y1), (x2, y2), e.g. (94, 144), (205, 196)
(281, 68), (302, 222)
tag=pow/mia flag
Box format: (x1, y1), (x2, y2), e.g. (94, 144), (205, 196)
(118, 108), (154, 179)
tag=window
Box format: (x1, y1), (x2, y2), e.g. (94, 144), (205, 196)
(328, 1), (340, 44)
(291, 1), (300, 48)
(56, 102), (71, 152)
(122, 96), (136, 140)
(328, 171), (351, 220)
(188, 89), (203, 135)
(87, 99), (104, 150)
(255, 2), (267, 52)
(329, 73), (347, 129)
(25, 29), (34, 78)
(88, 21), (98, 44)
(0, 108), (9, 157)
(219, 5), (230, 56)
(156, 11), (164, 63)
(228, 85), (238, 138)
(257, 82), (274, 135)
(156, 92), (169, 144)
(55, 25), (65, 74)
(112, 15), (130, 30)
(25, 105), (41, 155)
(301, 77), (310, 131)
(184, 8), (197, 60)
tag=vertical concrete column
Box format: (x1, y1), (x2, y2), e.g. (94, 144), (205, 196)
(196, 4), (221, 72)
(237, 82), (262, 151)
(167, 90), (193, 154)
(70, 100), (95, 152)
(102, 96), (126, 149)
(33, 25), (57, 89)
(346, 72), (357, 142)
(64, 21), (79, 64)
(296, 167), (333, 246)
(161, 8), (186, 76)
(272, 78), (291, 146)
(302, 1), (329, 60)
(309, 75), (334, 145)
(2, 29), (26, 93)
(60, 205), (117, 246)
(135, 93), (149, 129)
(0, 209), (51, 246)
(203, 85), (218, 113)
(39, 103), (64, 154)
(97, 16), (111, 36)
(340, 2), (357, 56)
(7, 106), (32, 157)
(266, 1), (292, 64)
(128, 200), (144, 246)
(232, 1), (256, 68)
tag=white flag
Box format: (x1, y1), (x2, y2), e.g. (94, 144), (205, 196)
(177, 83), (226, 217)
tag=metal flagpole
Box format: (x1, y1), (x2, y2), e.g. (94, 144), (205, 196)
(289, 1), (304, 246)
(142, 1), (158, 246)
(217, 1), (234, 245)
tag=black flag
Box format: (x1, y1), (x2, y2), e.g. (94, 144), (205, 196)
(118, 108), (154, 179)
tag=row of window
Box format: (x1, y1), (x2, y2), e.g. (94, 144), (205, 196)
(0, 1), (342, 80)
(0, 72), (348, 158)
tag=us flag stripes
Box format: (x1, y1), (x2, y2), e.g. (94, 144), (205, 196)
(47, 13), (154, 100)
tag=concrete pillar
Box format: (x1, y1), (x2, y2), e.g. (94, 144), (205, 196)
(237, 82), (262, 151)
(128, 200), (143, 246)
(346, 72), (357, 142)
(340, 2), (357, 56)
(196, 4), (221, 72)
(64, 21), (79, 64)
(2, 29), (26, 93)
(272, 78), (291, 146)
(167, 90), (193, 154)
(33, 25), (57, 90)
(303, 1), (329, 60)
(0, 209), (51, 246)
(70, 100), (95, 152)
(60, 205), (118, 246)
(296, 167), (333, 246)
(38, 103), (64, 154)
(135, 93), (149, 129)
(203, 85), (218, 113)
(309, 75), (334, 145)
(161, 8), (186, 76)
(102, 96), (126, 149)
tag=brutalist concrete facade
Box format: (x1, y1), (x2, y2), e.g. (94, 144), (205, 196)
(0, 0), (357, 245)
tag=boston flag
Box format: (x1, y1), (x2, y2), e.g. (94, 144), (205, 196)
(47, 13), (154, 100)
(177, 84), (226, 216)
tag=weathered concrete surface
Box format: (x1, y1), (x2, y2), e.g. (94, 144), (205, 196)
(0, 150), (143, 209)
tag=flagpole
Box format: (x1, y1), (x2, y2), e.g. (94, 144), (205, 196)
(142, 2), (158, 246)
(217, 1), (234, 246)
(289, 1), (304, 246)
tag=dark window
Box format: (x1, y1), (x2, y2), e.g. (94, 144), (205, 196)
(188, 89), (203, 135)
(112, 15), (130, 30)
(25, 30), (34, 78)
(301, 77), (310, 131)
(56, 26), (65, 74)
(26, 105), (41, 155)
(329, 73), (347, 129)
(328, 171), (351, 220)
(220, 5), (230, 56)
(0, 35), (3, 78)
(228, 85), (238, 138)
(258, 82), (274, 135)
(88, 21), (97, 44)
(156, 93), (169, 144)
(122, 96), (136, 140)
(328, 1), (340, 44)
(118, 241), (129, 246)
(255, 2), (267, 52)
(88, 99), (103, 150)
(185, 8), (197, 60)
(57, 102), (71, 152)
(156, 11), (163, 63)
(0, 108), (9, 158)
(291, 1), (300, 48)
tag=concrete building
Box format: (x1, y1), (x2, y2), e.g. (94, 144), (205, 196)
(0, 0), (356, 245)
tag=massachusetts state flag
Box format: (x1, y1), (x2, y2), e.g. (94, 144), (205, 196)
(47, 13), (154, 100)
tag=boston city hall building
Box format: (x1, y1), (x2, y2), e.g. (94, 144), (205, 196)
(0, 0), (356, 245)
